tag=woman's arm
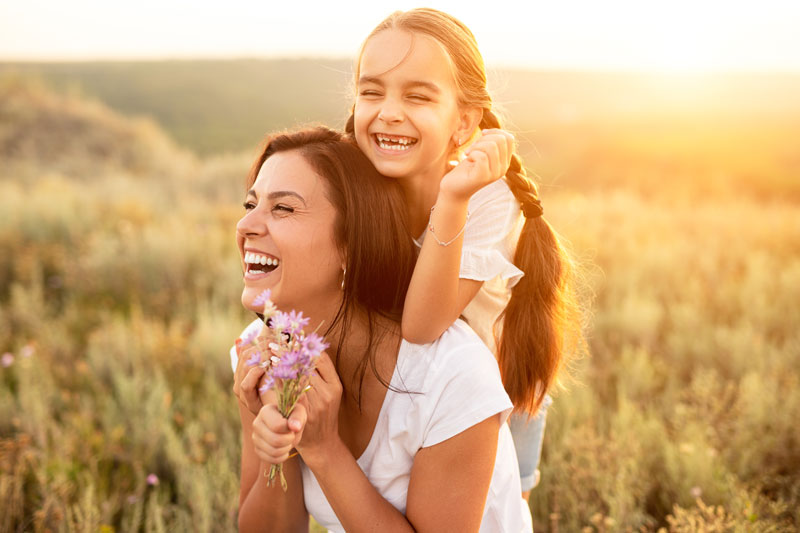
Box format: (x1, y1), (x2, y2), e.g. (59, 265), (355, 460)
(401, 129), (514, 344)
(237, 370), (308, 532)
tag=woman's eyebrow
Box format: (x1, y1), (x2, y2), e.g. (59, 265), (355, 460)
(245, 189), (306, 206)
(267, 190), (306, 206)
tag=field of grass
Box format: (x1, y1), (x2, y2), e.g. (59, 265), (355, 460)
(1, 65), (799, 532)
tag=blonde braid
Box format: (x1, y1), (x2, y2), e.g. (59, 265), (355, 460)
(480, 108), (543, 218)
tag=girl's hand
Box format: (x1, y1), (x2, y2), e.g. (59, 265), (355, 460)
(293, 352), (343, 467)
(439, 128), (515, 202)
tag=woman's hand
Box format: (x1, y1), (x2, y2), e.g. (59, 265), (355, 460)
(251, 387), (305, 465)
(439, 128), (515, 202)
(293, 352), (343, 465)
(251, 352), (342, 467)
(233, 327), (270, 416)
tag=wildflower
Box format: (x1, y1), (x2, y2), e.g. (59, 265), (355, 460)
(286, 310), (310, 335)
(252, 289), (272, 307)
(239, 326), (260, 347)
(20, 344), (34, 358)
(245, 351), (262, 367)
(258, 375), (275, 395)
(1, 352), (13, 368)
(272, 360), (299, 380)
(146, 473), (159, 486)
(301, 333), (329, 358)
(270, 312), (291, 333)
(690, 486), (702, 498)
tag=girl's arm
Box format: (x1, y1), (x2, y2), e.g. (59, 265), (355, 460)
(402, 129), (514, 344)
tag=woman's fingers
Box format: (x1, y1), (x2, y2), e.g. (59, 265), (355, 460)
(252, 403), (297, 464)
(239, 366), (266, 415)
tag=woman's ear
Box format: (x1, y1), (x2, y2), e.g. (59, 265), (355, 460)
(452, 106), (483, 147)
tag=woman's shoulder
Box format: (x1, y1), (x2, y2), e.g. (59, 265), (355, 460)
(399, 320), (504, 390)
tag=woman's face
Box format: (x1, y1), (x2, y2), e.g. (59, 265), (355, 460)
(236, 150), (343, 316)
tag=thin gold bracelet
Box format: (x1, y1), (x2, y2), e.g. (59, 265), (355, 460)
(428, 206), (471, 247)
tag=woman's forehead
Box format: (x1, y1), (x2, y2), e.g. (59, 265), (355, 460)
(254, 151), (326, 198)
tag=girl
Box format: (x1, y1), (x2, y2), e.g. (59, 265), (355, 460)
(345, 8), (583, 500)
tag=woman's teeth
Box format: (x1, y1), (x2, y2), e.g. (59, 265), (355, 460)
(244, 251), (280, 273)
(376, 134), (417, 151)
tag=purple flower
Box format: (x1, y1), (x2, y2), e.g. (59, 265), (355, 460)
(286, 311), (310, 335)
(272, 360), (299, 380)
(146, 473), (159, 486)
(239, 326), (259, 347)
(245, 351), (262, 367)
(301, 333), (328, 358)
(270, 312), (290, 333)
(252, 289), (272, 307)
(258, 375), (275, 394)
(1, 353), (13, 368)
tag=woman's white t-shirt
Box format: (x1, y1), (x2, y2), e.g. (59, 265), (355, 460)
(231, 319), (532, 533)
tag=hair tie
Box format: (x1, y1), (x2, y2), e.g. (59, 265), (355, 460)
(521, 198), (544, 219)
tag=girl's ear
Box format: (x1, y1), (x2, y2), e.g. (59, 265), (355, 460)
(453, 106), (483, 147)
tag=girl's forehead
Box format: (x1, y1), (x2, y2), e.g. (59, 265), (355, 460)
(359, 29), (456, 86)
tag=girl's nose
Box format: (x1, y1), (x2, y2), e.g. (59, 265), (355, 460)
(378, 101), (403, 124)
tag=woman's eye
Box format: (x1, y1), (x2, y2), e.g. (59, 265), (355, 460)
(243, 201), (256, 210)
(359, 90), (381, 97)
(272, 204), (294, 213)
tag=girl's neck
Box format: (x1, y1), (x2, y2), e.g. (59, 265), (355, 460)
(398, 165), (448, 237)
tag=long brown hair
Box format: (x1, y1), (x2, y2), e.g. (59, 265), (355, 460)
(246, 127), (417, 404)
(345, 9), (585, 414)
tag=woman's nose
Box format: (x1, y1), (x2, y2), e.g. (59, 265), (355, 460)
(236, 209), (265, 239)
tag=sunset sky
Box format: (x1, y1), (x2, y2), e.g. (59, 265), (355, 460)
(1, 0), (799, 72)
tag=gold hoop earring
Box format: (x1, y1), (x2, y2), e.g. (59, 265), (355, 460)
(340, 267), (346, 291)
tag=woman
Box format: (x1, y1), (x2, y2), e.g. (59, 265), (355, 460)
(232, 127), (532, 532)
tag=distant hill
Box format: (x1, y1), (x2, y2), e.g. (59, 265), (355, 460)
(2, 59), (799, 198)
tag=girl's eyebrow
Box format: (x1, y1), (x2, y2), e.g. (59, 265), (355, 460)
(358, 75), (440, 94)
(246, 189), (307, 206)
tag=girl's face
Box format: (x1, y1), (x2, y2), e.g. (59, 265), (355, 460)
(236, 151), (343, 316)
(354, 29), (467, 184)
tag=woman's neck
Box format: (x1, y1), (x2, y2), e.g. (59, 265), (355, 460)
(321, 308), (401, 393)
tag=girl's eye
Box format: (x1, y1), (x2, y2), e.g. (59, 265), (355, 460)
(359, 89), (382, 97)
(408, 94), (430, 102)
(243, 201), (256, 210)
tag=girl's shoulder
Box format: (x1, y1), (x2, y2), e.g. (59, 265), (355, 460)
(467, 178), (518, 212)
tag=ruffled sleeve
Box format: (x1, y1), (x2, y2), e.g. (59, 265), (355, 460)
(460, 180), (524, 288)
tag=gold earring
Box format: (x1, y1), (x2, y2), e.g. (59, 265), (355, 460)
(340, 267), (346, 291)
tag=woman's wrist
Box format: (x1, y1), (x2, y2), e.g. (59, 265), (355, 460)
(299, 435), (349, 474)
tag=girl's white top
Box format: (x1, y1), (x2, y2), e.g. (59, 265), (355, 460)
(230, 319), (532, 533)
(415, 179), (524, 353)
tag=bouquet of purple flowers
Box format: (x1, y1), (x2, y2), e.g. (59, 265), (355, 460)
(238, 289), (328, 491)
